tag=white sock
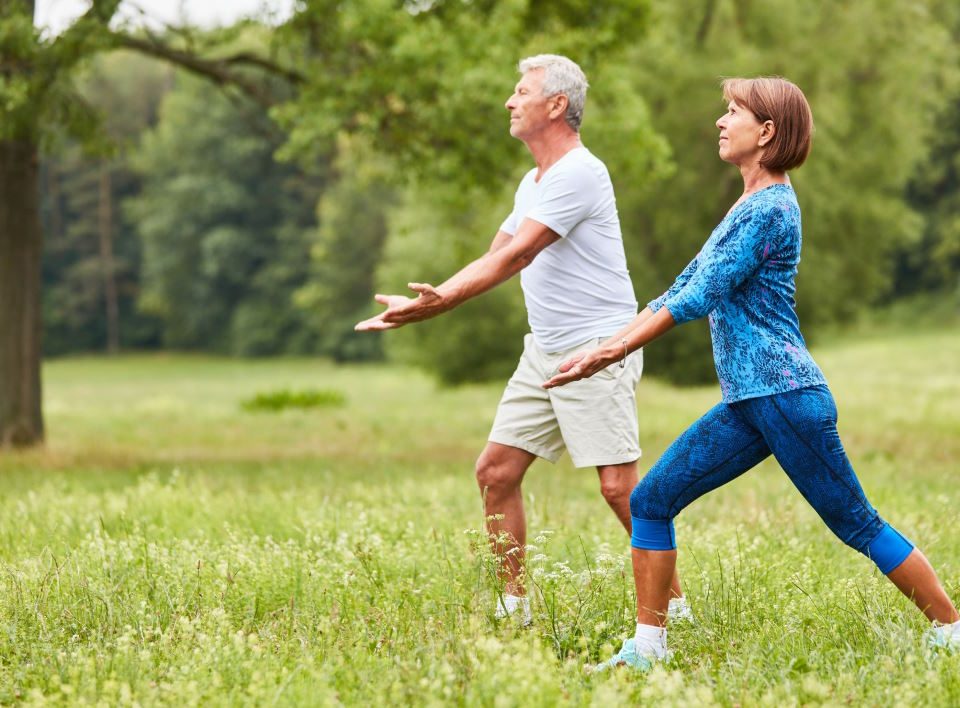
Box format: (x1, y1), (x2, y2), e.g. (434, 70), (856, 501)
(634, 622), (667, 659)
(668, 597), (691, 614)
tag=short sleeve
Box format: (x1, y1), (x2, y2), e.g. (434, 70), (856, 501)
(526, 162), (600, 238)
(499, 209), (519, 236)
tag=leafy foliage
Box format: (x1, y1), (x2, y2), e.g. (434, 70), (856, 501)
(40, 51), (172, 355)
(293, 135), (393, 362)
(609, 0), (959, 382)
(27, 0), (960, 389)
(127, 74), (322, 355)
(240, 387), (346, 411)
(274, 0), (652, 188)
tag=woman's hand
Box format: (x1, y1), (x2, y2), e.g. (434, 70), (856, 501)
(542, 345), (618, 389)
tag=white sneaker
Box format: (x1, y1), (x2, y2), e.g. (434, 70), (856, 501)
(926, 620), (960, 651)
(592, 638), (656, 673)
(668, 597), (694, 623)
(495, 594), (532, 626)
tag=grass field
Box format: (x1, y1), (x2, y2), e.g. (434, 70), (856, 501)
(1, 327), (959, 705)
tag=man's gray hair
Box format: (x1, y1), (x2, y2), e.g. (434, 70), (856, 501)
(518, 54), (589, 132)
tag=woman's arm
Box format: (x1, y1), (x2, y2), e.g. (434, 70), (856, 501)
(544, 204), (782, 389)
(549, 252), (701, 373)
(543, 306), (676, 388)
(661, 207), (780, 325)
(647, 254), (700, 316)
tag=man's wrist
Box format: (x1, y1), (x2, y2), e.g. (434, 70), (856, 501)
(433, 287), (454, 313)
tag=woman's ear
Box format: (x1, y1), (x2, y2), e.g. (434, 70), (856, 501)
(758, 120), (776, 147)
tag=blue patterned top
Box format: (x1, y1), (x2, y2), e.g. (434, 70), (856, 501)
(648, 184), (826, 403)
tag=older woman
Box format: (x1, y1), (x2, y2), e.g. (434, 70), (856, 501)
(543, 77), (960, 669)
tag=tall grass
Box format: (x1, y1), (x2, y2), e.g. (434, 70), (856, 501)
(0, 328), (958, 705)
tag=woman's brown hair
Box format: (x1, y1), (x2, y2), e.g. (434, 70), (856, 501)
(722, 77), (813, 171)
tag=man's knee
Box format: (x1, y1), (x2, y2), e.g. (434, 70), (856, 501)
(599, 478), (625, 505)
(476, 450), (524, 495)
(598, 475), (632, 506)
(596, 462), (638, 503)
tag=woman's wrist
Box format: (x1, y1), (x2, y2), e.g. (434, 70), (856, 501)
(599, 343), (624, 368)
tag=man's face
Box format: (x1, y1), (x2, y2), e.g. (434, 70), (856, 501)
(505, 69), (555, 141)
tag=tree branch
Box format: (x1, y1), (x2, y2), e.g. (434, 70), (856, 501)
(222, 52), (306, 87)
(112, 34), (304, 108)
(43, 0), (123, 80)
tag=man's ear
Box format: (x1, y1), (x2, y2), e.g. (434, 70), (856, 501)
(550, 94), (569, 121)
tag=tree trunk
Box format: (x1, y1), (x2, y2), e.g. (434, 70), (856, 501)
(98, 159), (120, 354)
(0, 138), (44, 447)
(696, 0), (717, 47)
(46, 159), (63, 243)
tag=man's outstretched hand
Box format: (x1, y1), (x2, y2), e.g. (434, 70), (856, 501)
(355, 283), (447, 331)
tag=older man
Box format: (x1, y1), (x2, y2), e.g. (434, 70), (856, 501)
(356, 54), (686, 624)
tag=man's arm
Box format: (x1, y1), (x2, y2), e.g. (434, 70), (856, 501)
(355, 219), (559, 331)
(485, 230), (514, 254)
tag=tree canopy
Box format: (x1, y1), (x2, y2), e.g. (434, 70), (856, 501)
(3, 0), (960, 446)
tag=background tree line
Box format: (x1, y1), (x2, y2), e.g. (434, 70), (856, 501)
(11, 0), (960, 445)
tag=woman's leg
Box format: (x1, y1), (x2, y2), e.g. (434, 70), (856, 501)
(629, 401), (771, 627)
(886, 550), (959, 623)
(747, 385), (959, 624)
(595, 402), (772, 669)
(632, 548), (679, 626)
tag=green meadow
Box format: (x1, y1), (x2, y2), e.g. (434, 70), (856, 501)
(1, 326), (958, 706)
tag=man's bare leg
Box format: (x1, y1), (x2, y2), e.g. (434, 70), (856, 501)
(597, 462), (683, 599)
(476, 442), (538, 595)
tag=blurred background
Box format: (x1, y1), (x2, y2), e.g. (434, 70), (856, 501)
(4, 0), (959, 446)
(2, 6), (959, 701)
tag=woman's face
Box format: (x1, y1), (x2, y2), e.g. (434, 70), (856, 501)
(716, 100), (769, 166)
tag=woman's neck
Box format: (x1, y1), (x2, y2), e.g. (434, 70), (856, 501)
(725, 162), (789, 217)
(738, 161), (787, 195)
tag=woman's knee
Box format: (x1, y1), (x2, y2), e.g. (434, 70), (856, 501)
(629, 467), (679, 551)
(629, 478), (671, 521)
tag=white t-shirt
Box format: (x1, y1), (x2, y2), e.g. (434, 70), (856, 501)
(500, 147), (638, 352)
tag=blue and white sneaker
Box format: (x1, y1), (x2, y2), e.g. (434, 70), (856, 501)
(926, 621), (960, 651)
(592, 638), (655, 673)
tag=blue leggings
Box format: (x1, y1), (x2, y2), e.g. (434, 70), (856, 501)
(630, 385), (913, 574)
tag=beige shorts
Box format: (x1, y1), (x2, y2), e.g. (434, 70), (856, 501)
(488, 334), (643, 468)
